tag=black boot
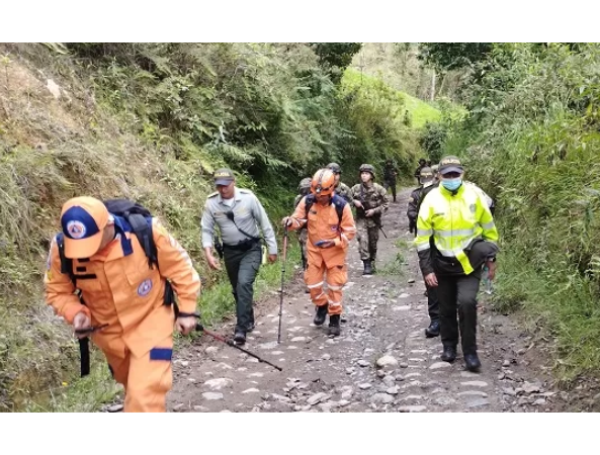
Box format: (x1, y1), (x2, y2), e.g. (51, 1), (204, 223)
(464, 353), (481, 372)
(328, 314), (341, 337)
(313, 304), (328, 326)
(234, 329), (246, 345)
(425, 320), (440, 338)
(440, 345), (456, 363)
(362, 260), (373, 275)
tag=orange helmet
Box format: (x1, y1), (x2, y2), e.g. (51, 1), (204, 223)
(310, 168), (336, 196)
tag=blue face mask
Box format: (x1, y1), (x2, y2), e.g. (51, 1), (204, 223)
(442, 178), (462, 191)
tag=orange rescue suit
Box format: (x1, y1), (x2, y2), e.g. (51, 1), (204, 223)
(44, 217), (201, 412)
(288, 196), (356, 314)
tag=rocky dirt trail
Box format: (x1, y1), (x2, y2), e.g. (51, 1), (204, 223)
(164, 187), (567, 413)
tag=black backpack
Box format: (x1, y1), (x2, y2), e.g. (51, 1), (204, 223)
(57, 199), (159, 284)
(55, 198), (175, 377)
(304, 193), (346, 228)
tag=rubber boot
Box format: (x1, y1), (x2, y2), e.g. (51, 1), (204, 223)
(362, 260), (373, 275)
(328, 314), (341, 337)
(313, 304), (328, 326)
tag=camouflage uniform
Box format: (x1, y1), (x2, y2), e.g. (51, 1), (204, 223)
(334, 181), (353, 205)
(383, 160), (398, 203)
(326, 162), (353, 205)
(294, 178), (312, 270)
(351, 164), (389, 274)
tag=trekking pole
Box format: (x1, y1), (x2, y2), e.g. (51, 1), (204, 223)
(195, 324), (282, 371)
(278, 226), (289, 344)
(379, 225), (388, 238)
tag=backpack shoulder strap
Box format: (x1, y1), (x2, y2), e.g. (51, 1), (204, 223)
(127, 214), (158, 270)
(304, 194), (315, 218)
(103, 199), (158, 270)
(331, 194), (346, 226)
(56, 233), (77, 286)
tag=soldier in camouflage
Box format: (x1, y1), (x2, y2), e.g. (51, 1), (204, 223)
(326, 162), (352, 204)
(351, 164), (389, 275)
(383, 159), (398, 203)
(294, 177), (313, 271)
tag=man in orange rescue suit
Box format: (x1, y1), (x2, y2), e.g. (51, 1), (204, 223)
(282, 169), (356, 336)
(44, 196), (201, 412)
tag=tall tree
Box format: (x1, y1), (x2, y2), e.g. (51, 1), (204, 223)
(310, 43), (362, 84)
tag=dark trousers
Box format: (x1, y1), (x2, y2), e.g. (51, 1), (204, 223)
(224, 241), (262, 332)
(437, 271), (481, 355)
(384, 181), (397, 202)
(426, 283), (439, 323)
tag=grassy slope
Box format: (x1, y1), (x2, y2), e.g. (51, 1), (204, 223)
(343, 68), (441, 130)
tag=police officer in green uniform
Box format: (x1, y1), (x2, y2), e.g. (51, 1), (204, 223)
(294, 177), (312, 271)
(326, 162), (353, 204)
(407, 166), (440, 338)
(201, 168), (278, 345)
(351, 164), (389, 275)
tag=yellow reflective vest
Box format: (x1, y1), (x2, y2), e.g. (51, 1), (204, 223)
(415, 183), (498, 275)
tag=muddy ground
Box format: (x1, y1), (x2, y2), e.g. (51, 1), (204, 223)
(153, 187), (583, 413)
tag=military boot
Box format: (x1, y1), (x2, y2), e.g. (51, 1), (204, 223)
(464, 352), (481, 372)
(362, 260), (373, 275)
(313, 304), (328, 326)
(440, 344), (457, 363)
(234, 328), (246, 345)
(425, 319), (440, 338)
(328, 314), (341, 336)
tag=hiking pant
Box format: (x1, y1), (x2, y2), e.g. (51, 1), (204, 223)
(305, 260), (347, 316)
(384, 180), (397, 202)
(104, 334), (173, 412)
(298, 228), (308, 269)
(426, 282), (439, 323)
(356, 219), (379, 262)
(437, 271), (481, 355)
(224, 240), (262, 332)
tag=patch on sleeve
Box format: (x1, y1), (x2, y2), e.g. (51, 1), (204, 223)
(149, 347), (172, 361)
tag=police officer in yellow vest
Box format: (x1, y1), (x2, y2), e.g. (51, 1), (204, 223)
(415, 156), (499, 372)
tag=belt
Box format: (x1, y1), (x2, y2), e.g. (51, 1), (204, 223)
(223, 238), (260, 251)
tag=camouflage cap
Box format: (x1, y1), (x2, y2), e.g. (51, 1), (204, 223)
(298, 177), (312, 191)
(326, 163), (342, 174)
(359, 164), (375, 174)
